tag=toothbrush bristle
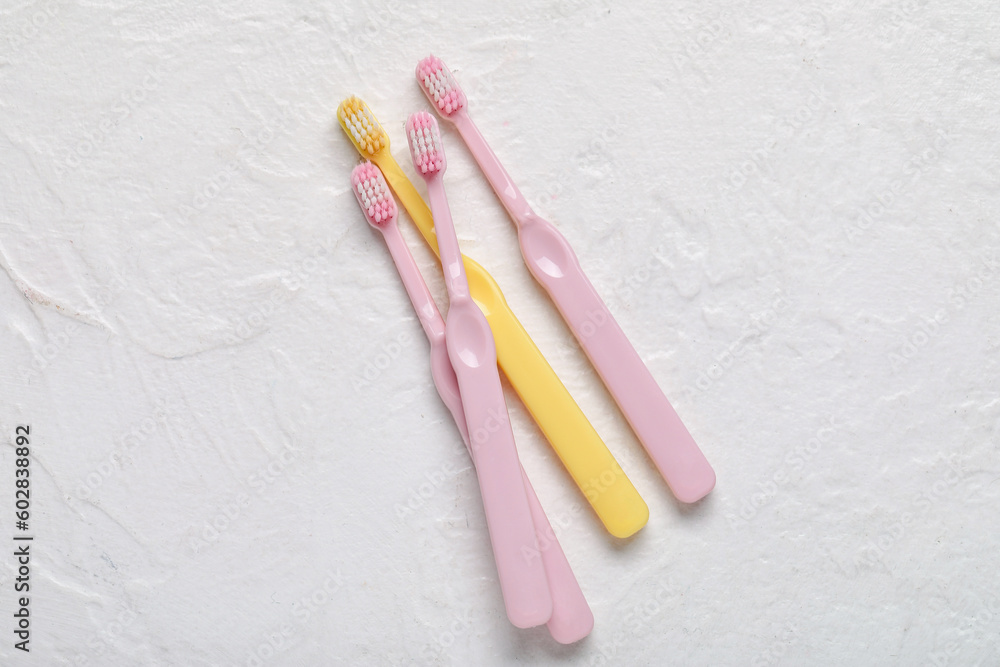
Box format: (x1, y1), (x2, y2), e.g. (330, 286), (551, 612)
(350, 162), (397, 228)
(405, 112), (446, 175)
(416, 55), (466, 116)
(338, 96), (389, 156)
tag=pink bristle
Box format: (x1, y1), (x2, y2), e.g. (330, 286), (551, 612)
(350, 162), (397, 228)
(416, 55), (466, 116)
(405, 112), (446, 175)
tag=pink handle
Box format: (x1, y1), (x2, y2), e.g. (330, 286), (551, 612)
(451, 111), (714, 503)
(426, 178), (552, 628)
(520, 220), (715, 502)
(383, 220), (590, 640)
(429, 343), (593, 643)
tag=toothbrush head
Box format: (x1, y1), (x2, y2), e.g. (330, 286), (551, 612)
(338, 96), (389, 157)
(405, 112), (446, 176)
(416, 55), (466, 117)
(351, 161), (398, 229)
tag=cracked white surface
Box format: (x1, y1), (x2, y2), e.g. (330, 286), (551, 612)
(1, 0), (999, 665)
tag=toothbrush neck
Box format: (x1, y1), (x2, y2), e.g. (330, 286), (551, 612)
(425, 178), (471, 302)
(453, 110), (535, 230)
(382, 223), (446, 343)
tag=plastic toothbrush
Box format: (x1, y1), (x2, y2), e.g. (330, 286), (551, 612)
(416, 55), (715, 503)
(403, 111), (553, 628)
(350, 161), (592, 642)
(338, 96), (648, 537)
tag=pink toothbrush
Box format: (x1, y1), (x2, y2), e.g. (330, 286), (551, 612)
(350, 161), (592, 642)
(416, 55), (715, 503)
(403, 112), (552, 628)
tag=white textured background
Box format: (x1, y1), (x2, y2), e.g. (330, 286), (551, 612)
(2, 0), (999, 665)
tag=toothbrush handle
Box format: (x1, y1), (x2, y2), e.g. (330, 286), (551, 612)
(428, 344), (592, 643)
(519, 221), (716, 503)
(428, 178), (551, 627)
(391, 208), (588, 639)
(390, 220), (578, 634)
(446, 301), (553, 628)
(448, 116), (713, 502)
(389, 234), (592, 640)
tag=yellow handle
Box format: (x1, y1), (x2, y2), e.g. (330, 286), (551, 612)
(376, 152), (648, 538)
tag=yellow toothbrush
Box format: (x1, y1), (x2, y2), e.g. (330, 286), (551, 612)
(339, 97), (648, 538)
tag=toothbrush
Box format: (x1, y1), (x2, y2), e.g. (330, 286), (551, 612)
(338, 97), (648, 537)
(350, 161), (592, 643)
(415, 56), (716, 503)
(403, 112), (552, 628)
